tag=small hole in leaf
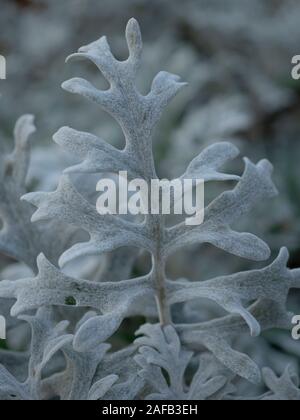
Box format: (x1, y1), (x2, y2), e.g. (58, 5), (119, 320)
(4, 161), (14, 177)
(65, 296), (77, 306)
(0, 340), (8, 350)
(161, 368), (171, 387)
(108, 316), (146, 351)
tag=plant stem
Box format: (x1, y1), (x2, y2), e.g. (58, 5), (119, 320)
(152, 216), (172, 325)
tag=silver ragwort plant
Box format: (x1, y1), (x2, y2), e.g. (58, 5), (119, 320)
(0, 19), (299, 400)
